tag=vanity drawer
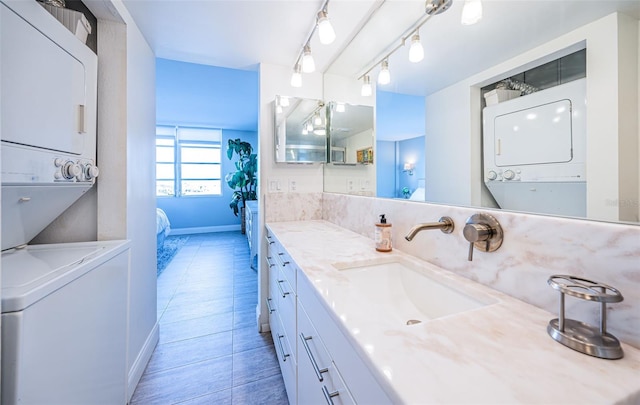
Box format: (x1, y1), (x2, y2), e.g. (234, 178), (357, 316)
(276, 267), (296, 348)
(297, 269), (393, 404)
(271, 313), (296, 405)
(266, 230), (296, 288)
(298, 301), (355, 405)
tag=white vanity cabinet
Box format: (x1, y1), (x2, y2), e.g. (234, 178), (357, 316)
(265, 225), (393, 405)
(297, 302), (355, 405)
(265, 230), (297, 405)
(297, 269), (393, 405)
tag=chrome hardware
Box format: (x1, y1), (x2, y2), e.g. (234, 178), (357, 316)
(277, 280), (290, 298)
(266, 298), (275, 314)
(277, 252), (290, 265)
(322, 386), (339, 405)
(300, 333), (329, 381)
(276, 334), (290, 362)
(265, 235), (275, 245)
(462, 213), (503, 261)
(404, 216), (454, 241)
(265, 256), (276, 268)
(18, 197), (31, 202)
(547, 275), (624, 360)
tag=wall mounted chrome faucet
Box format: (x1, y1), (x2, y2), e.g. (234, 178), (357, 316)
(462, 213), (503, 261)
(404, 217), (454, 241)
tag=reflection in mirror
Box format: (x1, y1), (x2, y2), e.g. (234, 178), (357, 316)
(274, 96), (326, 163)
(375, 91), (426, 200)
(327, 102), (374, 164)
(324, 1), (639, 224)
(324, 102), (375, 195)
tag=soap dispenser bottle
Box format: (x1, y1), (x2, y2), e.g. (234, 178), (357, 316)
(375, 214), (392, 252)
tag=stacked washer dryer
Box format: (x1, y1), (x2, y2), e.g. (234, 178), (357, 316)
(1, 1), (129, 403)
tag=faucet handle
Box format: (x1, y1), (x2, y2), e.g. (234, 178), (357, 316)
(463, 213), (503, 261)
(463, 223), (492, 261)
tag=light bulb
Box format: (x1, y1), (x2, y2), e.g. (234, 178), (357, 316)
(336, 102), (345, 113)
(361, 75), (372, 97)
(306, 121), (314, 132)
(302, 127), (308, 135)
(301, 45), (315, 73)
(378, 60), (390, 85)
(314, 113), (322, 126)
(290, 65), (302, 87)
(317, 10), (336, 45)
(461, 0), (482, 25)
(409, 33), (424, 63)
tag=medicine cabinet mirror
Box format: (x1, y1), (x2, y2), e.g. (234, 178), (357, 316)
(274, 96), (327, 163)
(327, 102), (374, 165)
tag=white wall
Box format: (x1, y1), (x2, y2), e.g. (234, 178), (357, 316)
(93, 1), (158, 399)
(424, 12), (640, 222)
(257, 63), (324, 330)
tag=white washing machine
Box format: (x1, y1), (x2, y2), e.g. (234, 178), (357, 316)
(1, 240), (130, 405)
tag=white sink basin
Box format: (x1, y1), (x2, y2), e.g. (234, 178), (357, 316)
(331, 257), (496, 324)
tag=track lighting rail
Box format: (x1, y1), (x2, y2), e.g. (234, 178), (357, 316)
(292, 0), (331, 69)
(357, 0), (451, 80)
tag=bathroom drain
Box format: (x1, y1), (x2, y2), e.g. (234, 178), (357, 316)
(406, 319), (422, 326)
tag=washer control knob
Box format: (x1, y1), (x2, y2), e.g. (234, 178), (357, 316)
(84, 164), (100, 180)
(54, 158), (64, 167)
(54, 171), (63, 180)
(62, 161), (81, 180)
(503, 169), (516, 180)
(486, 170), (498, 181)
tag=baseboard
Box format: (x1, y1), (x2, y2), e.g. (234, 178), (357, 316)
(127, 322), (159, 402)
(169, 225), (241, 236)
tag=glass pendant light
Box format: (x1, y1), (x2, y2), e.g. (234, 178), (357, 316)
(408, 32), (424, 63)
(301, 44), (316, 73)
(461, 0), (483, 25)
(317, 10), (336, 45)
(290, 64), (302, 88)
(361, 75), (372, 97)
(377, 59), (391, 85)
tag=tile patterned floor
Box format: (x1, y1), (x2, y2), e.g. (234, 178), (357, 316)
(130, 232), (289, 405)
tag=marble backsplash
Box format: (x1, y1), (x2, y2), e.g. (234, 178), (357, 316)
(264, 192), (640, 349)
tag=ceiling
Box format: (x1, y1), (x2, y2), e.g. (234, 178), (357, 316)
(122, 0), (640, 97)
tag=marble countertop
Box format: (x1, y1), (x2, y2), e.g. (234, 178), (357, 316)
(266, 220), (640, 404)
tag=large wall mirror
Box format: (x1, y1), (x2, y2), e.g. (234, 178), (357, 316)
(322, 0), (639, 225)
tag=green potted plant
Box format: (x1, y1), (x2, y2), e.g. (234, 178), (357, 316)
(225, 138), (257, 233)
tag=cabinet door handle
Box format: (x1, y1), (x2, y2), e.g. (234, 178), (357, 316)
(322, 385), (339, 405)
(276, 334), (290, 362)
(277, 280), (290, 298)
(266, 298), (275, 314)
(265, 235), (275, 245)
(300, 333), (329, 382)
(266, 256), (275, 268)
(278, 252), (290, 265)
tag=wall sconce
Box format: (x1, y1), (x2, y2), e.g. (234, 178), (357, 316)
(403, 162), (415, 175)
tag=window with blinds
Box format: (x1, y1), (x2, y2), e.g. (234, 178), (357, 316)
(156, 126), (223, 197)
